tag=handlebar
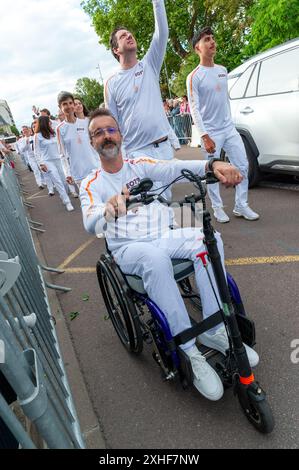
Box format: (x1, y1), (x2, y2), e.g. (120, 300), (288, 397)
(126, 169), (219, 211)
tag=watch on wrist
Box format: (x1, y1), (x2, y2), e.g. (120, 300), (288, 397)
(207, 158), (223, 173)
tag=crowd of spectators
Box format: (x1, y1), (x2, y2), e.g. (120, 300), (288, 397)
(163, 95), (192, 144)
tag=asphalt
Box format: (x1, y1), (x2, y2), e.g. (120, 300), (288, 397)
(17, 146), (299, 449)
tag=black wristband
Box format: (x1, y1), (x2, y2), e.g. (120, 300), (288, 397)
(207, 157), (223, 173)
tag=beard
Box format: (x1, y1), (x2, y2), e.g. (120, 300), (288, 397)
(97, 140), (120, 160)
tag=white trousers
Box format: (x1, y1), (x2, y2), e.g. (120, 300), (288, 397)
(27, 155), (49, 188)
(113, 227), (225, 351)
(201, 127), (249, 209)
(43, 159), (71, 205)
(129, 139), (174, 200)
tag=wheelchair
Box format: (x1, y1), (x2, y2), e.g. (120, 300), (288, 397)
(96, 170), (275, 434)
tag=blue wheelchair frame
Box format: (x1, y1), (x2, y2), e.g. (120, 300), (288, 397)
(135, 272), (244, 370)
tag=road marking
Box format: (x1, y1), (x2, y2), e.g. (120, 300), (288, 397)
(226, 255), (299, 266)
(58, 238), (96, 269)
(64, 267), (96, 273)
(61, 255), (299, 273)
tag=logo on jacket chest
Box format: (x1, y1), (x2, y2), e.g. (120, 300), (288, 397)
(126, 177), (140, 189)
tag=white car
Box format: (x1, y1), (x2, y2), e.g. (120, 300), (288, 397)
(228, 38), (299, 187)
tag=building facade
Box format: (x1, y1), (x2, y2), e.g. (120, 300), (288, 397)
(0, 100), (15, 136)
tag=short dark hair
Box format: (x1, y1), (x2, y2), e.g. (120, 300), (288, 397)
(40, 108), (51, 116)
(192, 27), (214, 49)
(57, 91), (74, 106)
(109, 26), (128, 61)
(88, 108), (120, 135)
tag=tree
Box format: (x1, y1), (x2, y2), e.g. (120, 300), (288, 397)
(243, 0), (299, 58)
(10, 125), (20, 137)
(74, 77), (104, 111)
(82, 0), (254, 96)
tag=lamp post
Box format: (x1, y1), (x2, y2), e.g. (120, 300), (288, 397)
(96, 63), (104, 85)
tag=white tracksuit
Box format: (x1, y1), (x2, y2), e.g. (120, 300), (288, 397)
(17, 136), (50, 188)
(56, 118), (99, 184)
(34, 133), (71, 205)
(104, 0), (174, 201)
(80, 157), (226, 350)
(187, 64), (249, 209)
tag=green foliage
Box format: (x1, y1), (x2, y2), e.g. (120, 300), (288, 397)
(69, 311), (80, 321)
(10, 125), (20, 137)
(85, 1), (299, 98)
(82, 0), (254, 97)
(74, 77), (104, 111)
(172, 53), (198, 97)
(243, 0), (299, 58)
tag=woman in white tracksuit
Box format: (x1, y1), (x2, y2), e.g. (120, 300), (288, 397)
(34, 116), (74, 212)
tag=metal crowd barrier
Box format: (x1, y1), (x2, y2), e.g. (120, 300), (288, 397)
(0, 159), (85, 449)
(168, 113), (193, 144)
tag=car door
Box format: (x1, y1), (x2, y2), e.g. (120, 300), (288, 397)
(230, 46), (299, 168)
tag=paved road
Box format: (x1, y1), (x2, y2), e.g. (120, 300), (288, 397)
(20, 147), (299, 449)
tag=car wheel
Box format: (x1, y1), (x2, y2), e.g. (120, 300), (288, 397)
(242, 137), (261, 188)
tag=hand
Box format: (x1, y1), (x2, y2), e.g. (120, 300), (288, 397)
(104, 186), (129, 222)
(40, 164), (48, 172)
(66, 176), (75, 185)
(212, 161), (243, 187)
(202, 134), (216, 154)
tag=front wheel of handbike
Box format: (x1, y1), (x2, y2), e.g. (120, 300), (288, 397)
(97, 259), (143, 354)
(238, 393), (274, 434)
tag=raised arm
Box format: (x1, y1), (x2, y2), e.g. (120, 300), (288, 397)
(144, 0), (168, 74)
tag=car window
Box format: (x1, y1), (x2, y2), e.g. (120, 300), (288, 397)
(258, 47), (299, 95)
(229, 64), (255, 99)
(245, 63), (260, 97)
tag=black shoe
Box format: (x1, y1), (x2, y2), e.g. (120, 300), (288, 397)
(48, 192), (55, 196)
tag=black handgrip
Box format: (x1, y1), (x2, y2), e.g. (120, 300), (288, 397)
(205, 171), (219, 184)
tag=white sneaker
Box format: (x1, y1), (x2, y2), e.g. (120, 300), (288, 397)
(213, 207), (230, 223)
(233, 205), (259, 221)
(185, 345), (224, 401)
(198, 325), (259, 368)
(65, 203), (74, 212)
(71, 192), (79, 198)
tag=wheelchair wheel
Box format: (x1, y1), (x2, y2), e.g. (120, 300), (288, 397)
(97, 257), (143, 355)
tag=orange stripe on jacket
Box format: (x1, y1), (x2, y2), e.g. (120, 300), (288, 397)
(124, 157), (164, 165)
(85, 170), (101, 206)
(189, 65), (201, 97)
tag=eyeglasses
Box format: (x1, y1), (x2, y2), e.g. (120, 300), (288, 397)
(90, 127), (119, 138)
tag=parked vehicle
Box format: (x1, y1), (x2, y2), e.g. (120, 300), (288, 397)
(228, 38), (299, 187)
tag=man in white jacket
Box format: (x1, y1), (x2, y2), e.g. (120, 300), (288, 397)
(187, 27), (259, 223)
(80, 108), (259, 402)
(105, 1), (176, 198)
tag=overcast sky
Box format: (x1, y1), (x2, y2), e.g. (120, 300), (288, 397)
(0, 0), (118, 129)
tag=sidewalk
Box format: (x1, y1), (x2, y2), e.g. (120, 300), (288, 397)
(17, 158), (106, 449)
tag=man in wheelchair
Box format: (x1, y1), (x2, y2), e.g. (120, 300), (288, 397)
(80, 108), (259, 401)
